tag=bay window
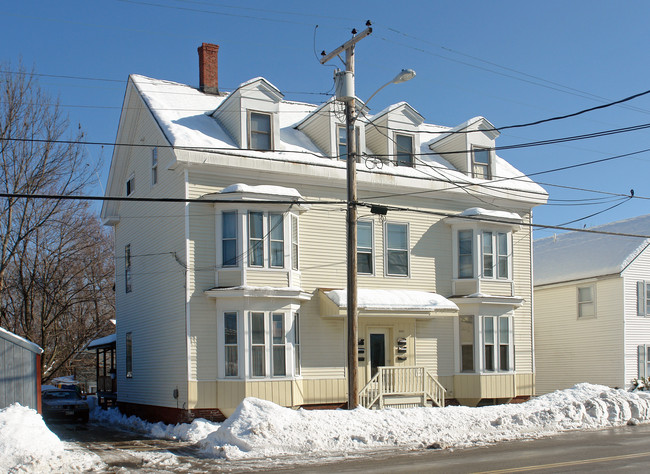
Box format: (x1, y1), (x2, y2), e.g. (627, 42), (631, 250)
(269, 213), (284, 268)
(248, 212), (264, 267)
(272, 313), (286, 376)
(251, 312), (266, 377)
(458, 230), (473, 279)
(481, 231), (510, 279)
(459, 315), (513, 373)
(222, 211), (238, 267)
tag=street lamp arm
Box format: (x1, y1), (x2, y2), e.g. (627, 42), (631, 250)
(363, 69), (416, 109)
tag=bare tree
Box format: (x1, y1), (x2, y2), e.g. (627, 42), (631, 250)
(0, 62), (114, 382)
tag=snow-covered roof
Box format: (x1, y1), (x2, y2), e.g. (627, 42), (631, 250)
(534, 214), (650, 286)
(220, 183), (302, 198)
(325, 289), (458, 312)
(86, 333), (116, 350)
(0, 327), (43, 354)
(126, 74), (546, 201)
(459, 207), (522, 222)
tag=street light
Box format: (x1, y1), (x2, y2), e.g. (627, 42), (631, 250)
(364, 69), (416, 105)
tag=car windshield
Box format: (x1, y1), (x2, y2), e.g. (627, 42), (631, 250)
(43, 391), (80, 400)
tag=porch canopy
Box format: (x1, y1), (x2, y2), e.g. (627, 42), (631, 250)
(320, 289), (459, 318)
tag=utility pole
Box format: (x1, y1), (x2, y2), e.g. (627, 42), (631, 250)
(320, 24), (372, 409)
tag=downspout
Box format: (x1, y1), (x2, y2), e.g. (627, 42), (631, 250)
(184, 169), (191, 417)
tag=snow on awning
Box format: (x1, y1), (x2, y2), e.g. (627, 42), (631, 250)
(320, 289), (458, 318)
(86, 333), (116, 350)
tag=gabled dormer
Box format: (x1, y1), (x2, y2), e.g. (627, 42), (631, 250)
(365, 102), (424, 167)
(210, 78), (283, 150)
(295, 98), (367, 161)
(427, 117), (500, 179)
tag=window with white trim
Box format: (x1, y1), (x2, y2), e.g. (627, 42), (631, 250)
(459, 315), (474, 372)
(269, 213), (284, 268)
(124, 244), (132, 293)
(395, 134), (414, 167)
(460, 315), (513, 373)
(222, 211), (238, 267)
(151, 148), (158, 186)
(577, 285), (595, 318)
(357, 221), (374, 274)
(251, 312), (266, 377)
(483, 316), (511, 372)
(337, 125), (360, 161)
(249, 111), (272, 150)
(472, 148), (491, 179)
(385, 222), (409, 276)
(637, 281), (650, 317)
(224, 312), (239, 377)
(248, 212), (264, 267)
(481, 231), (510, 279)
(272, 313), (286, 376)
(458, 230), (473, 279)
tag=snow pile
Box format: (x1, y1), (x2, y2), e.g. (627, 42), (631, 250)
(91, 406), (220, 443)
(0, 404), (102, 473)
(199, 384), (650, 460)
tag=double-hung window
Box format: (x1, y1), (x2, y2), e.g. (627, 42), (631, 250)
(395, 134), (414, 167)
(577, 285), (595, 318)
(386, 223), (409, 276)
(357, 221), (374, 274)
(481, 232), (510, 279)
(251, 312), (266, 377)
(272, 313), (286, 376)
(248, 212), (264, 267)
(337, 125), (348, 161)
(222, 211), (238, 267)
(126, 175), (135, 196)
(637, 281), (650, 316)
(458, 230), (474, 279)
(483, 316), (511, 372)
(472, 148), (490, 179)
(459, 316), (475, 372)
(224, 312), (239, 377)
(269, 213), (284, 268)
(249, 112), (272, 150)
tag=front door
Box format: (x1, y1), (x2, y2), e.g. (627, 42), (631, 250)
(369, 329), (389, 378)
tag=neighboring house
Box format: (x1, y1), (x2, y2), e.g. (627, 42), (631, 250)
(0, 327), (43, 412)
(533, 214), (650, 394)
(100, 43), (547, 423)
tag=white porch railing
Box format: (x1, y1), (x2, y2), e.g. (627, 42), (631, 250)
(359, 366), (446, 410)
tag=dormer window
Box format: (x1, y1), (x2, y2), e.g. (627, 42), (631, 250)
(337, 125), (347, 160)
(472, 148), (491, 179)
(395, 134), (414, 167)
(249, 111), (272, 150)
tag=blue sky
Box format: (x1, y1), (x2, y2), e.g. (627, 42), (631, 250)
(2, 1), (650, 237)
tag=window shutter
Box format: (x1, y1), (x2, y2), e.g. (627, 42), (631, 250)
(638, 281), (646, 316)
(639, 345), (646, 378)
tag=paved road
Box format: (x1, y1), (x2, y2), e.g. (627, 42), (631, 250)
(46, 421), (650, 473)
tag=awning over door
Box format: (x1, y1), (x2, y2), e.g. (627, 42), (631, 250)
(319, 288), (459, 318)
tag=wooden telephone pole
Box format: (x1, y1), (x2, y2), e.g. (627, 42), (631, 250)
(320, 24), (372, 409)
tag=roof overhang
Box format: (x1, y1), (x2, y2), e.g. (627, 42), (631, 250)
(86, 333), (117, 351)
(319, 288), (459, 318)
(205, 286), (312, 300)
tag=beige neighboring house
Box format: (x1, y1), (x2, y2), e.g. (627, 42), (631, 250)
(100, 43), (547, 423)
(534, 215), (650, 395)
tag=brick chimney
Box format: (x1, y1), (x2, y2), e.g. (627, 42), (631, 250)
(198, 43), (219, 94)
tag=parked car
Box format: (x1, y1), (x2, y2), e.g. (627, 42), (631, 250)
(41, 389), (89, 423)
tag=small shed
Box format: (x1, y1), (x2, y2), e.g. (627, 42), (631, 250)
(0, 327), (43, 412)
